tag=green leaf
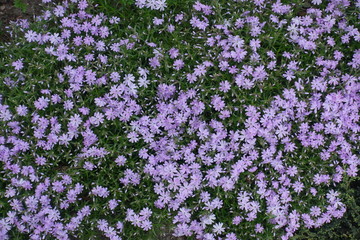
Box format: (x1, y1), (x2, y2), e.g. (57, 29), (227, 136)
(14, 0), (28, 13)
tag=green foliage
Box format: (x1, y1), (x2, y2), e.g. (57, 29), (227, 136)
(294, 177), (360, 240)
(14, 0), (28, 13)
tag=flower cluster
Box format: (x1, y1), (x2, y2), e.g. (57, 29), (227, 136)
(0, 0), (359, 239)
(135, 0), (167, 11)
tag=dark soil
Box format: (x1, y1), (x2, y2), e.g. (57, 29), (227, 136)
(0, 0), (43, 41)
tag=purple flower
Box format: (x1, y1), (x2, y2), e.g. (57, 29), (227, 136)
(108, 199), (119, 210)
(12, 59), (24, 70)
(91, 186), (110, 198)
(149, 57), (161, 69)
(153, 17), (164, 26)
(211, 95), (225, 111)
(16, 105), (28, 116)
(173, 59), (184, 70)
(34, 97), (50, 110)
(25, 30), (38, 42)
(115, 155), (126, 166)
(35, 156), (47, 165)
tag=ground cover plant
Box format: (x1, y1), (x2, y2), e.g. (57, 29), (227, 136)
(0, 0), (359, 239)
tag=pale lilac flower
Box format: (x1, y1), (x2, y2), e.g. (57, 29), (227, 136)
(115, 155), (126, 166)
(213, 222), (225, 234)
(35, 156), (47, 165)
(34, 97), (50, 110)
(12, 59), (24, 70)
(153, 17), (164, 25)
(92, 186), (109, 198)
(16, 105), (28, 116)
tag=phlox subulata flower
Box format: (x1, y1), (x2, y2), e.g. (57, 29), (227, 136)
(0, 0), (359, 239)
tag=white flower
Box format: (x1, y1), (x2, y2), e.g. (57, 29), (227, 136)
(311, 0), (322, 5)
(201, 214), (215, 227)
(213, 222), (225, 235)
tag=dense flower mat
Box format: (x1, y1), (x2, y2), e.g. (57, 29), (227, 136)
(0, 0), (359, 239)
